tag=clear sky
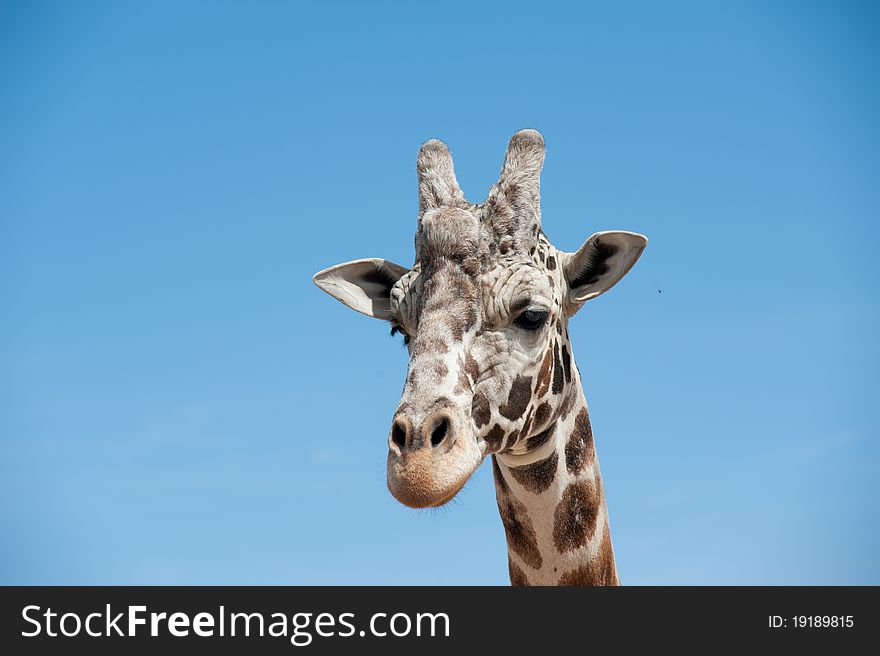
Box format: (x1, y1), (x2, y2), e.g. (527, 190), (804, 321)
(1, 1), (878, 585)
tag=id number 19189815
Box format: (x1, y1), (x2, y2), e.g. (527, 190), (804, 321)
(768, 616), (854, 629)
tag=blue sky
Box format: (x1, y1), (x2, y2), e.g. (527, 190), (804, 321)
(1, 0), (878, 584)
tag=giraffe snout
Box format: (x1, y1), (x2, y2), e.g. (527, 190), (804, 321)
(386, 406), (482, 508)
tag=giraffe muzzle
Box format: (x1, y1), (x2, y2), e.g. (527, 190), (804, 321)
(386, 409), (483, 508)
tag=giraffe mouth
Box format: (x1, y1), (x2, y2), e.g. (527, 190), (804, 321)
(385, 434), (483, 509)
(424, 483), (467, 508)
(387, 469), (473, 509)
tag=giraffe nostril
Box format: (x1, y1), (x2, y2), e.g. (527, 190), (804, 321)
(430, 417), (449, 447)
(391, 420), (408, 450)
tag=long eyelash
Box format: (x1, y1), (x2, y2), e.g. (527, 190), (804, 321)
(390, 325), (410, 346)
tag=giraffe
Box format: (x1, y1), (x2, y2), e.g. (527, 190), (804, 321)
(313, 130), (647, 585)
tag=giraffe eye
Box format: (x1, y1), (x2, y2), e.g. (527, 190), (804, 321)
(390, 324), (411, 346)
(514, 309), (549, 331)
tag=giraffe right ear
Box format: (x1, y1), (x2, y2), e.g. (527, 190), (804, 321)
(313, 258), (410, 320)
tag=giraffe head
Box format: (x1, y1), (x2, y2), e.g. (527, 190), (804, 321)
(314, 130), (646, 508)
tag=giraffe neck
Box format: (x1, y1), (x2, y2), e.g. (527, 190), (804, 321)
(491, 364), (619, 586)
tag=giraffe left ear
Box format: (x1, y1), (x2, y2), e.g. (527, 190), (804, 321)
(313, 258), (410, 320)
(560, 231), (648, 316)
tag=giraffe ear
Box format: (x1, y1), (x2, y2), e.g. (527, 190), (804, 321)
(560, 231), (648, 316)
(313, 258), (410, 320)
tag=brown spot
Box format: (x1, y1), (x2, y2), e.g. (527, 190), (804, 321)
(561, 344), (571, 383)
(509, 451), (558, 494)
(454, 358), (472, 395)
(499, 236), (514, 254)
(534, 348), (554, 398)
(565, 407), (594, 475)
(434, 361), (448, 380)
(445, 313), (465, 341)
(492, 457), (542, 569)
(464, 352), (480, 382)
(533, 402), (552, 431)
(552, 342), (564, 394)
(491, 206), (513, 236)
(430, 396), (453, 411)
(553, 479), (600, 554)
(491, 454), (508, 491)
(557, 521), (618, 586)
(406, 366), (419, 392)
(412, 337), (449, 357)
(499, 375), (532, 421)
(546, 255), (556, 271)
(508, 558), (529, 586)
(559, 389), (577, 421)
(463, 298), (478, 331)
(557, 567), (589, 586)
(526, 423), (555, 451)
(505, 182), (519, 203)
(503, 429), (520, 451)
(556, 320), (563, 336)
(472, 392), (491, 428)
(599, 522), (620, 585)
(484, 424), (505, 451)
(547, 274), (555, 289)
